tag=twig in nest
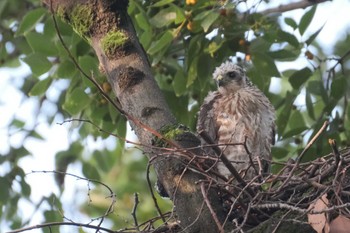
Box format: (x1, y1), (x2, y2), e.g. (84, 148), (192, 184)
(329, 139), (341, 165)
(200, 181), (224, 233)
(277, 121), (329, 191)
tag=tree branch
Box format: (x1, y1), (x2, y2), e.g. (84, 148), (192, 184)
(258, 0), (330, 15)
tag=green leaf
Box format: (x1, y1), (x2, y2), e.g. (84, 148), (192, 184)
(277, 30), (299, 48)
(272, 147), (290, 160)
(284, 110), (307, 138)
(149, 7), (176, 28)
(78, 55), (99, 76)
(25, 32), (58, 56)
(147, 30), (173, 55)
(0, 177), (10, 202)
(299, 5), (317, 35)
(82, 161), (101, 180)
(29, 131), (45, 140)
(277, 92), (297, 135)
(29, 77), (52, 96)
(15, 8), (47, 36)
(62, 88), (91, 115)
(284, 17), (298, 30)
(331, 76), (347, 100)
(140, 30), (153, 49)
(187, 56), (198, 87)
(268, 49), (299, 61)
(198, 11), (219, 33)
(44, 210), (61, 223)
(20, 179), (31, 197)
(151, 0), (175, 7)
(12, 119), (25, 128)
(197, 54), (212, 89)
(22, 53), (52, 75)
(56, 60), (76, 78)
(251, 52), (280, 77)
(173, 69), (187, 96)
(288, 67), (312, 89)
(308, 80), (329, 104)
(135, 13), (150, 31)
(305, 90), (315, 120)
(305, 24), (325, 45)
(174, 5), (185, 24)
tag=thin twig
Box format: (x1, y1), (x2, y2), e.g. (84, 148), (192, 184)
(146, 158), (167, 224)
(6, 221), (119, 233)
(200, 182), (224, 233)
(132, 193), (140, 231)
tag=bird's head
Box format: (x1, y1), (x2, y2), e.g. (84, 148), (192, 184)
(213, 61), (249, 92)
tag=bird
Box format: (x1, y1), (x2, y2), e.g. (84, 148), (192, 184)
(196, 61), (275, 182)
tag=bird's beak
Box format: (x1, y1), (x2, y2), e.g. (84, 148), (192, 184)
(216, 75), (224, 86)
(216, 75), (223, 82)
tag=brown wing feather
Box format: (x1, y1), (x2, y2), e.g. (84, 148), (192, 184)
(197, 91), (221, 142)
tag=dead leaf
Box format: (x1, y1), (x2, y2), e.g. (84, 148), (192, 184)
(330, 215), (350, 233)
(308, 194), (330, 233)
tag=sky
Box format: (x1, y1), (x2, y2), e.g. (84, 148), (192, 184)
(1, 0), (350, 231)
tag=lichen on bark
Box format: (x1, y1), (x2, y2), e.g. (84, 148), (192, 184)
(100, 30), (132, 58)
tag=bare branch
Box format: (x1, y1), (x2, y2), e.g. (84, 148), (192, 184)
(258, 0), (331, 15)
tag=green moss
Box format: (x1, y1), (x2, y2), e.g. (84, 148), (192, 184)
(69, 4), (94, 39)
(153, 124), (190, 147)
(100, 30), (129, 58)
(56, 6), (68, 22)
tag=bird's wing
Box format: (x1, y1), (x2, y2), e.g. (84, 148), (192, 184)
(196, 91), (221, 143)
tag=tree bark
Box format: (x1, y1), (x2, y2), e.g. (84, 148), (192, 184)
(43, 0), (226, 232)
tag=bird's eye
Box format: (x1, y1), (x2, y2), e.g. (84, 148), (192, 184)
(228, 71), (236, 78)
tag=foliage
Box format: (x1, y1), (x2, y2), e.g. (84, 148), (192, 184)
(0, 0), (350, 232)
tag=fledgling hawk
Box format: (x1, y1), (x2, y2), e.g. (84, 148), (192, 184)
(197, 61), (275, 181)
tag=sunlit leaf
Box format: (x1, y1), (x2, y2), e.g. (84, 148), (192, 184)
(29, 77), (52, 96)
(151, 0), (175, 7)
(299, 5), (317, 35)
(62, 88), (91, 115)
(147, 30), (173, 55)
(135, 13), (150, 31)
(15, 8), (47, 36)
(149, 7), (176, 28)
(22, 53), (52, 75)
